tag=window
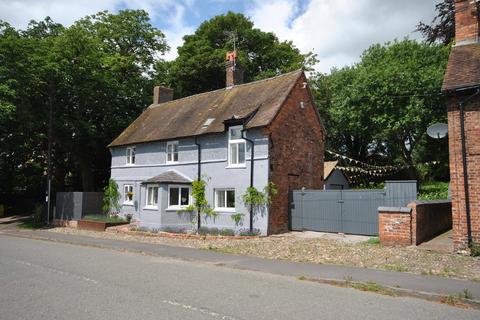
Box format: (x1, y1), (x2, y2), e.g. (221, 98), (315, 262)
(123, 185), (134, 204)
(228, 126), (246, 167)
(145, 185), (158, 208)
(215, 189), (235, 209)
(166, 141), (179, 163)
(168, 185), (190, 207)
(126, 147), (136, 165)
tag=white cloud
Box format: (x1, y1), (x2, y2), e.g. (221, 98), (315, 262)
(248, 0), (439, 73)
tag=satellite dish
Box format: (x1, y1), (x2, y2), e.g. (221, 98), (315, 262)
(427, 123), (448, 139)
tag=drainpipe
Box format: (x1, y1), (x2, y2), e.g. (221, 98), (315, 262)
(458, 88), (480, 247)
(194, 136), (201, 231)
(242, 128), (255, 233)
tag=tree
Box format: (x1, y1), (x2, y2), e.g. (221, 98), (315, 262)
(416, 0), (455, 45)
(160, 11), (317, 97)
(0, 10), (168, 203)
(312, 40), (450, 179)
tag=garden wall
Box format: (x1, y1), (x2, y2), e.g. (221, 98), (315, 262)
(55, 192), (103, 221)
(378, 199), (452, 246)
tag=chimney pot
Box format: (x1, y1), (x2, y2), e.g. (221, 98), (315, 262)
(153, 86), (173, 104)
(225, 51), (244, 87)
(454, 0), (479, 45)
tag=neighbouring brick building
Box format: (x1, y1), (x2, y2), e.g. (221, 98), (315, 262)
(108, 51), (325, 235)
(442, 0), (480, 250)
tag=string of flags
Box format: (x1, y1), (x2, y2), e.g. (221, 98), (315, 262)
(326, 150), (442, 185)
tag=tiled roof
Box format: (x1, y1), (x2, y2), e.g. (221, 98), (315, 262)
(109, 70), (303, 147)
(141, 170), (193, 184)
(442, 43), (480, 92)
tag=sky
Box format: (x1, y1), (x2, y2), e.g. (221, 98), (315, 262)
(0, 0), (440, 73)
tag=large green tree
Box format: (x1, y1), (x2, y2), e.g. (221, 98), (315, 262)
(0, 10), (167, 203)
(312, 40), (450, 180)
(160, 11), (317, 97)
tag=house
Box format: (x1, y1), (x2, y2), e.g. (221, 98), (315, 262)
(108, 52), (325, 235)
(442, 0), (480, 251)
(323, 161), (349, 190)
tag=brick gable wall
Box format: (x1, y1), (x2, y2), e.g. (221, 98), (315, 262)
(263, 74), (325, 234)
(447, 94), (480, 250)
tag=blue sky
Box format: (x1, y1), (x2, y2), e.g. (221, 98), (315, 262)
(0, 0), (439, 73)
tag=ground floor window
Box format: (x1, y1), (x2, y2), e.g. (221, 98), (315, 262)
(215, 189), (235, 209)
(146, 185), (158, 208)
(168, 185), (190, 207)
(124, 184), (134, 204)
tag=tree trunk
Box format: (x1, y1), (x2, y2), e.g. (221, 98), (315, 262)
(78, 158), (95, 191)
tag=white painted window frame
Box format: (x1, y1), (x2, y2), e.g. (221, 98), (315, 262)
(145, 184), (159, 209)
(123, 184), (134, 205)
(167, 184), (191, 209)
(214, 188), (236, 211)
(166, 141), (179, 164)
(227, 126), (246, 168)
(126, 146), (136, 165)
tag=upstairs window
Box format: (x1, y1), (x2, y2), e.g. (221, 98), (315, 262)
(126, 147), (136, 165)
(166, 141), (179, 163)
(123, 185), (134, 204)
(228, 126), (246, 167)
(215, 189), (235, 209)
(168, 185), (190, 207)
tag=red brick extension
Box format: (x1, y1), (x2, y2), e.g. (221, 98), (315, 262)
(264, 73), (325, 234)
(443, 0), (480, 250)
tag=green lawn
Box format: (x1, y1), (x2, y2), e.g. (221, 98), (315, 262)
(418, 181), (449, 200)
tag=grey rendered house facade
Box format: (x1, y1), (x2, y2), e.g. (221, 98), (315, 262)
(109, 55), (325, 235)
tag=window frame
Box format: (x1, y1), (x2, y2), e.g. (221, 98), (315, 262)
(227, 126), (246, 168)
(145, 184), (159, 209)
(123, 184), (134, 205)
(167, 184), (191, 209)
(166, 140), (179, 164)
(126, 146), (136, 165)
(214, 188), (236, 211)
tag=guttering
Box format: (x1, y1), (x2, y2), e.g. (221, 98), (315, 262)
(458, 88), (480, 247)
(194, 136), (202, 231)
(242, 128), (255, 233)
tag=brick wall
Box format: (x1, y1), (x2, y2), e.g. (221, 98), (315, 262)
(447, 93), (480, 250)
(379, 200), (453, 247)
(408, 200), (452, 245)
(378, 207), (412, 246)
(264, 73), (325, 234)
(454, 0), (479, 44)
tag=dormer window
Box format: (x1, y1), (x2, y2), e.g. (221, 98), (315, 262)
(228, 126), (246, 167)
(166, 141), (179, 163)
(126, 147), (136, 165)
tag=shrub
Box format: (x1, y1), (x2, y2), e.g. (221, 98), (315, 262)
(471, 243), (480, 257)
(161, 226), (188, 234)
(197, 226), (222, 236)
(219, 228), (235, 236)
(418, 181), (449, 200)
(238, 228), (260, 236)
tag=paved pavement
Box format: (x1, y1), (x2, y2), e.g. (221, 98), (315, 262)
(1, 227), (479, 301)
(1, 234), (479, 320)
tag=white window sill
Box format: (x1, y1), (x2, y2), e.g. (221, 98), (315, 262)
(166, 161), (179, 165)
(143, 206), (158, 211)
(166, 206), (190, 211)
(125, 163), (136, 166)
(214, 208), (236, 213)
(123, 202), (134, 206)
(226, 164), (246, 169)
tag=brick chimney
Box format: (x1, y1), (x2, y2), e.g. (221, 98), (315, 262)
(225, 51), (244, 87)
(153, 86), (173, 104)
(455, 0), (479, 45)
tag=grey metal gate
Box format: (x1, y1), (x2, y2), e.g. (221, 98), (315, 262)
(291, 181), (417, 235)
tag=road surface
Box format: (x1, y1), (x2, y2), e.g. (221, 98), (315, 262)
(0, 234), (479, 320)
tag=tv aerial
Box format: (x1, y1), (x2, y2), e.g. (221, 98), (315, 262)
(427, 123), (448, 139)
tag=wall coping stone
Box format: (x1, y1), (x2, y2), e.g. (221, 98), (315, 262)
(410, 199), (452, 206)
(378, 206), (412, 213)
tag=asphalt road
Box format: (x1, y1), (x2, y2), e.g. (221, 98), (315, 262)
(1, 235), (479, 320)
